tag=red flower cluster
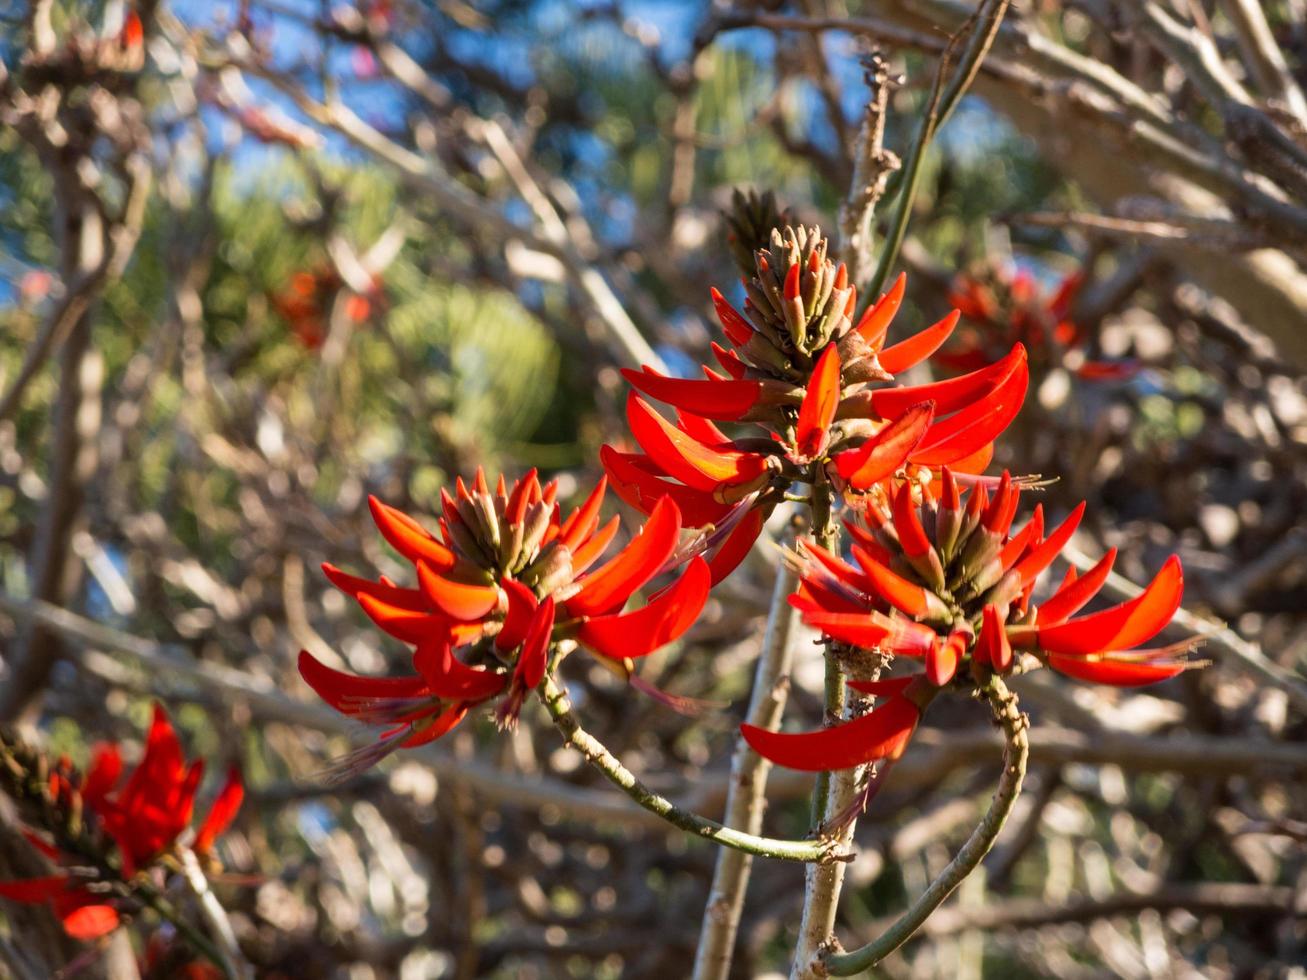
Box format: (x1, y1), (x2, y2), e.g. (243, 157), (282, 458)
(606, 227), (1031, 584)
(294, 217), (1191, 800)
(945, 264), (1136, 381)
(743, 470), (1198, 771)
(299, 470), (711, 773)
(0, 705), (243, 940)
(270, 265), (383, 349)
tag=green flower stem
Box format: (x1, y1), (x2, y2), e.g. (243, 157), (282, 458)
(823, 675), (1030, 975)
(538, 676), (837, 863)
(865, 0), (1012, 300)
(138, 884), (238, 980)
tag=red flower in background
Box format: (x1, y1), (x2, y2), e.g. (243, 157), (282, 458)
(945, 264), (1137, 381)
(743, 468), (1198, 772)
(299, 470), (713, 774)
(0, 705), (243, 940)
(606, 227), (1030, 585)
(270, 265), (384, 349)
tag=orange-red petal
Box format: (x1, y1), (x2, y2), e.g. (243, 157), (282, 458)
(833, 402), (935, 490)
(623, 368), (762, 421)
(795, 345), (841, 457)
(566, 497), (682, 617)
(878, 310), (959, 374)
(740, 696), (919, 771)
(578, 557), (710, 659)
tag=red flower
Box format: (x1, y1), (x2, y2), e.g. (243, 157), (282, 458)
(270, 265), (384, 349)
(744, 468), (1198, 772)
(0, 875), (122, 940)
(299, 470), (712, 772)
(0, 705), (243, 939)
(741, 676), (925, 772)
(606, 267), (1029, 585)
(945, 264), (1137, 381)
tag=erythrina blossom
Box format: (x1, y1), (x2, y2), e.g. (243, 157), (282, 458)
(605, 225), (1029, 584)
(298, 469), (712, 775)
(0, 705), (244, 940)
(944, 263), (1137, 381)
(270, 265), (383, 349)
(742, 469), (1200, 772)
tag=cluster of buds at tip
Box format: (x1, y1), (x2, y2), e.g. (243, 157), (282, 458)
(742, 469), (1200, 773)
(0, 705), (243, 940)
(736, 225), (858, 365)
(722, 188), (792, 278)
(608, 225), (1030, 583)
(300, 469), (713, 776)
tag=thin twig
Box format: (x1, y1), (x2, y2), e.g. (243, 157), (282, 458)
(790, 480), (858, 980)
(823, 675), (1030, 975)
(837, 50), (901, 288)
(538, 675), (837, 863)
(176, 846), (252, 979)
(900, 881), (1304, 936)
(692, 528), (802, 980)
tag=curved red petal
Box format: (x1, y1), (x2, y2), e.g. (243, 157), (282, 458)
(874, 343), (1025, 421)
(706, 506), (767, 586)
(368, 496), (456, 570)
(566, 497), (682, 617)
(976, 604), (1012, 673)
(623, 367), (761, 421)
(298, 650), (429, 715)
(910, 349), (1029, 466)
(514, 597), (555, 689)
(800, 610), (891, 649)
(194, 766), (244, 854)
(947, 441), (994, 476)
(415, 562), (499, 622)
(82, 744), (123, 807)
(926, 632), (967, 687)
(496, 578), (540, 652)
(795, 345), (841, 457)
(413, 637), (506, 701)
(676, 409), (732, 447)
(891, 482), (932, 558)
(1036, 556), (1182, 654)
(401, 705), (469, 747)
(853, 546), (931, 618)
(626, 395), (770, 491)
(323, 563), (426, 612)
(579, 557), (709, 659)
(711, 288), (754, 346)
(1009, 502), (1085, 588)
(854, 271), (906, 348)
(600, 445), (733, 527)
(1038, 548), (1117, 624)
(878, 310), (959, 374)
(1047, 654), (1186, 687)
(0, 875), (71, 903)
(355, 593), (450, 644)
(834, 402), (935, 489)
(740, 696), (919, 771)
(711, 341), (748, 378)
